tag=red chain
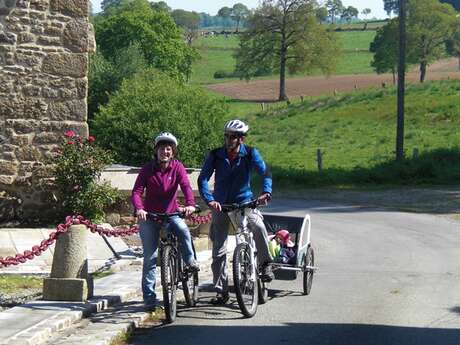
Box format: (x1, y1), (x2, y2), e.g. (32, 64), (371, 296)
(188, 213), (213, 225)
(0, 216), (74, 268)
(0, 212), (212, 268)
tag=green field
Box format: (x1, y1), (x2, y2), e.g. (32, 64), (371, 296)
(225, 80), (460, 186)
(191, 30), (377, 84)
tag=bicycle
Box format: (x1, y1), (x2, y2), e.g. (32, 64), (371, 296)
(221, 199), (268, 318)
(146, 208), (200, 323)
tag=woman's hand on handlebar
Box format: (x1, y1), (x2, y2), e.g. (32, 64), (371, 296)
(136, 209), (147, 221)
(178, 205), (196, 217)
(257, 193), (271, 206)
(208, 200), (222, 212)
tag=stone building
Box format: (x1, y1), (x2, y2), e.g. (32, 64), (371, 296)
(0, 0), (94, 223)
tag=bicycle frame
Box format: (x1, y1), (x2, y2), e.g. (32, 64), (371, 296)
(226, 205), (259, 284)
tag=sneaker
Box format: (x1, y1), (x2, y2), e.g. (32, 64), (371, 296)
(210, 292), (230, 305)
(261, 264), (274, 282)
(144, 300), (162, 311)
(187, 261), (200, 272)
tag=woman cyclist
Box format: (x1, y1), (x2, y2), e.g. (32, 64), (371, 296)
(132, 132), (199, 310)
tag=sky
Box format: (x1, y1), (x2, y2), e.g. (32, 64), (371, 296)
(90, 0), (389, 19)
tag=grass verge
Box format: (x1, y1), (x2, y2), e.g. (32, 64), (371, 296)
(0, 275), (43, 294)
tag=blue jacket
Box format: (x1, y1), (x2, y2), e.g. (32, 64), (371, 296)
(198, 144), (272, 204)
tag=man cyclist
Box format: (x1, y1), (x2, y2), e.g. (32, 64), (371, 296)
(198, 119), (273, 304)
(132, 132), (199, 310)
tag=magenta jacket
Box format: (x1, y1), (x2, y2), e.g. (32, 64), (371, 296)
(131, 159), (195, 213)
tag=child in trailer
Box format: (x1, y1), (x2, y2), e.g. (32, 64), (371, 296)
(268, 229), (296, 265)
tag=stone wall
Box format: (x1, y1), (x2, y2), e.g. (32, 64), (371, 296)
(0, 0), (94, 223)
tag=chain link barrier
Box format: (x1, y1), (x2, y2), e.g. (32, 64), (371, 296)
(0, 211), (213, 268)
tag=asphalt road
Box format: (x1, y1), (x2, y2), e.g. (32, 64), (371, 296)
(129, 199), (460, 345)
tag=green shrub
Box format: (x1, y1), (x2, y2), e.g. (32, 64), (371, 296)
(213, 70), (232, 79)
(51, 132), (121, 222)
(88, 44), (149, 121)
(92, 70), (227, 167)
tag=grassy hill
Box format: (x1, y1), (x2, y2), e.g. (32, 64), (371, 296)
(230, 80), (460, 187)
(191, 30), (376, 85)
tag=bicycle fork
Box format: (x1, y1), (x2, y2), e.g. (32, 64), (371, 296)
(233, 209), (258, 284)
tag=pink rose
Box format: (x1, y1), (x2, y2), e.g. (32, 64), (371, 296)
(88, 135), (95, 143)
(64, 130), (76, 138)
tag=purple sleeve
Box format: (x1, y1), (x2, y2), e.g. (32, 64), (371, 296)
(177, 162), (195, 206)
(131, 164), (148, 211)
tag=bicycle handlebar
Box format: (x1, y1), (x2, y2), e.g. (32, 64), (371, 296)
(220, 199), (260, 212)
(146, 205), (201, 221)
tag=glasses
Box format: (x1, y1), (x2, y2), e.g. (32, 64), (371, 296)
(225, 133), (242, 140)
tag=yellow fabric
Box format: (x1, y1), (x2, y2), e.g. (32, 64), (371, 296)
(268, 239), (280, 259)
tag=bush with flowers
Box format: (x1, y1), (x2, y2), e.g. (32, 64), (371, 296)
(52, 131), (122, 222)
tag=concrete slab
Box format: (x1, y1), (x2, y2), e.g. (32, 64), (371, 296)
(99, 165), (214, 195)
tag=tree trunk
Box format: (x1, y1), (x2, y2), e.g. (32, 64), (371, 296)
(279, 54), (288, 101)
(419, 61), (427, 83)
(392, 68), (396, 85)
(278, 42), (289, 101)
(236, 19), (240, 33)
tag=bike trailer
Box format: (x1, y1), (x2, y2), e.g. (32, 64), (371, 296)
(262, 213), (313, 280)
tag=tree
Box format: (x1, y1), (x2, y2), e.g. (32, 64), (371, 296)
(218, 6), (232, 18)
(383, 0), (399, 16)
(370, 19), (400, 84)
(92, 70), (225, 167)
(150, 1), (171, 12)
(445, 18), (460, 70)
(94, 0), (197, 82)
(231, 3), (250, 32)
(361, 8), (371, 18)
(407, 0), (457, 82)
(88, 44), (148, 120)
(361, 8), (371, 29)
(235, 0), (340, 101)
(325, 0), (343, 24)
(171, 9), (201, 45)
(440, 0), (460, 11)
(316, 6), (328, 24)
(218, 6), (234, 29)
(340, 6), (358, 23)
(101, 0), (122, 12)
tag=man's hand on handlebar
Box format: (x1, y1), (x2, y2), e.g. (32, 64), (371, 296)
(136, 209), (147, 221)
(208, 200), (222, 212)
(257, 192), (271, 206)
(178, 205), (196, 217)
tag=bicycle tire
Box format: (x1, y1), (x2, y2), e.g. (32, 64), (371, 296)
(182, 269), (199, 307)
(161, 244), (177, 323)
(257, 278), (268, 304)
(233, 242), (258, 317)
(303, 246), (314, 295)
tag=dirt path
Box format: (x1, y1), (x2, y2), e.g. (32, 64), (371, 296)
(207, 58), (460, 101)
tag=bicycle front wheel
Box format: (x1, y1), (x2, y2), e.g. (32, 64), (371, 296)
(161, 244), (177, 323)
(232, 242), (258, 318)
(182, 269), (199, 307)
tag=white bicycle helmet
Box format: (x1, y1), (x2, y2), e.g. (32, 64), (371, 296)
(224, 119), (249, 135)
(154, 132), (178, 147)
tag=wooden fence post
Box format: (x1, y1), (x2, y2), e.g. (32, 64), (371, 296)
(316, 149), (323, 172)
(261, 102), (265, 111)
